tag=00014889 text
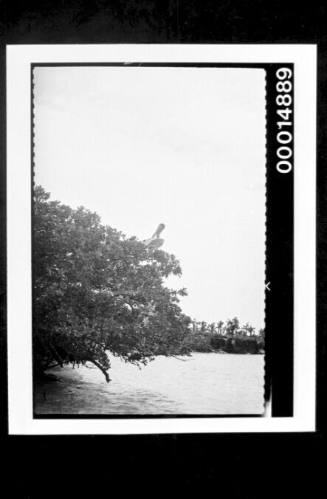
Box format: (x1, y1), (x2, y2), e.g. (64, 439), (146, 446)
(275, 67), (293, 175)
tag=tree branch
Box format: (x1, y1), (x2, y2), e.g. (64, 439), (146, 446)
(89, 358), (111, 382)
(170, 355), (188, 362)
(49, 341), (64, 367)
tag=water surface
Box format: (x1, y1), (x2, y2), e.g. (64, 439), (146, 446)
(34, 352), (264, 415)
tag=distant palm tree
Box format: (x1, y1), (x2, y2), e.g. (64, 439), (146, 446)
(247, 325), (255, 336)
(242, 322), (252, 336)
(217, 320), (224, 335)
(226, 317), (239, 336)
(200, 321), (208, 333)
(209, 323), (216, 334)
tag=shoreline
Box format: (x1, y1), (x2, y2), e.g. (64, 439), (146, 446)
(35, 349), (265, 382)
(33, 352), (265, 416)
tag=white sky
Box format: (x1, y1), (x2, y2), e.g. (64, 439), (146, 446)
(34, 66), (266, 330)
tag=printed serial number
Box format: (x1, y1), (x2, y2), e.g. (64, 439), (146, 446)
(276, 67), (293, 174)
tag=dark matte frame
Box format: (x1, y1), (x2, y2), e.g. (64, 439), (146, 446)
(0, 1), (324, 496)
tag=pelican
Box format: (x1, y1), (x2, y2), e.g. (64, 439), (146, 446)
(143, 223), (165, 249)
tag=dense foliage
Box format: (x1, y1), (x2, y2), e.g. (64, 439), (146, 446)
(33, 186), (191, 381)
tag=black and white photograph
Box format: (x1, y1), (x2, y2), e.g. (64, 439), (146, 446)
(31, 64), (266, 416)
(5, 44), (316, 434)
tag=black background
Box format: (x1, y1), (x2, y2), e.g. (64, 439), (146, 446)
(0, 1), (325, 496)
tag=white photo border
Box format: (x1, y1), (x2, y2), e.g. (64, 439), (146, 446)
(7, 44), (316, 434)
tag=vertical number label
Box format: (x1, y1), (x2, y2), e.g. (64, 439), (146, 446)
(276, 67), (293, 174)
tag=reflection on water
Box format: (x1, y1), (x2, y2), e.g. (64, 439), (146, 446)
(34, 353), (264, 415)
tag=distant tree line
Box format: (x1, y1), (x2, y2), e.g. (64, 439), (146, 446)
(184, 317), (265, 354)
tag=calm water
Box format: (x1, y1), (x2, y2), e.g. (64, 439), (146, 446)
(34, 353), (264, 415)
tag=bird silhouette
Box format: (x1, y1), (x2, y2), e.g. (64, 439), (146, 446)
(151, 223), (165, 239)
(144, 223), (165, 249)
